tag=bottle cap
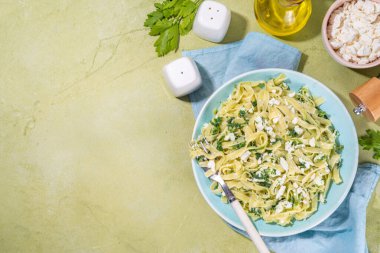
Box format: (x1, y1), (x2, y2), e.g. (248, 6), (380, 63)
(349, 76), (380, 122)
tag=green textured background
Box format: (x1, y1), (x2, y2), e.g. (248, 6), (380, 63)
(0, 0), (379, 252)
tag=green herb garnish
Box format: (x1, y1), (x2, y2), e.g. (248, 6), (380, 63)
(337, 159), (343, 168)
(227, 117), (243, 132)
(211, 127), (220, 135)
(295, 94), (306, 102)
(359, 129), (380, 160)
(250, 169), (271, 187)
(317, 108), (328, 119)
(196, 155), (205, 162)
(314, 154), (326, 162)
(216, 140), (223, 151)
(335, 144), (344, 153)
(239, 109), (246, 118)
(250, 208), (262, 216)
(144, 0), (202, 56)
(239, 109), (249, 122)
(269, 168), (277, 175)
(210, 116), (222, 135)
(211, 117), (222, 127)
(233, 142), (246, 150)
(289, 129), (298, 137)
(216, 135), (224, 151)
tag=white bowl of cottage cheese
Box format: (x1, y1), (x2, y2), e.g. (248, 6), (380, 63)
(322, 0), (380, 69)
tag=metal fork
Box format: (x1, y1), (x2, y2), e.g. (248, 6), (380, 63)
(195, 138), (270, 253)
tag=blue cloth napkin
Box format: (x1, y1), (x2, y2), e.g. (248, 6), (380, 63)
(183, 32), (301, 117)
(183, 32), (380, 253)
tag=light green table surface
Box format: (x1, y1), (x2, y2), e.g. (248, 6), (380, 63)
(1, 1), (379, 252)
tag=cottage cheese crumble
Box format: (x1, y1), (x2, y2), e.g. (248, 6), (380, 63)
(327, 0), (380, 64)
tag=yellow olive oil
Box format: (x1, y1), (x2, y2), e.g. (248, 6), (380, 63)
(254, 0), (312, 36)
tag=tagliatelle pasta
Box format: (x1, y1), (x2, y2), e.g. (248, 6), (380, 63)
(190, 74), (343, 226)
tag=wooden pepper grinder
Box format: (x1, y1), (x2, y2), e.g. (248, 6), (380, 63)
(349, 74), (380, 122)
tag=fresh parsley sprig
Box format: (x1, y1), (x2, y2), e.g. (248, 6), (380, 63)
(359, 129), (380, 160)
(144, 0), (202, 56)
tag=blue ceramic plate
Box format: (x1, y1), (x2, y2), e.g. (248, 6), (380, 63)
(191, 69), (358, 237)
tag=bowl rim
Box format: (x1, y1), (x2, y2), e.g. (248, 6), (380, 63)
(321, 0), (380, 69)
(191, 68), (359, 237)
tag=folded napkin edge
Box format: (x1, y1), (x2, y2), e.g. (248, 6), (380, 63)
(182, 32), (302, 62)
(360, 163), (380, 201)
(182, 42), (241, 58)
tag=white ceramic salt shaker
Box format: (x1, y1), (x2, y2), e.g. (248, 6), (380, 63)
(193, 0), (231, 43)
(162, 57), (202, 97)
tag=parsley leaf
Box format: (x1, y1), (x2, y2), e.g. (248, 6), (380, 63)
(144, 0), (202, 56)
(154, 3), (165, 10)
(149, 19), (174, 36)
(180, 12), (196, 35)
(162, 0), (180, 9)
(154, 24), (179, 56)
(163, 8), (175, 18)
(359, 129), (380, 160)
(144, 10), (164, 28)
(178, 0), (197, 17)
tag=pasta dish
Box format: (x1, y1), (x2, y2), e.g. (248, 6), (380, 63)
(190, 74), (343, 225)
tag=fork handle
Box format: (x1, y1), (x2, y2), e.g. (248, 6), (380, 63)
(231, 200), (270, 253)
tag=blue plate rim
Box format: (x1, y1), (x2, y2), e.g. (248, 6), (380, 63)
(191, 68), (358, 237)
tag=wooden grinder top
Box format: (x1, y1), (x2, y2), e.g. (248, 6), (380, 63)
(349, 77), (380, 122)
